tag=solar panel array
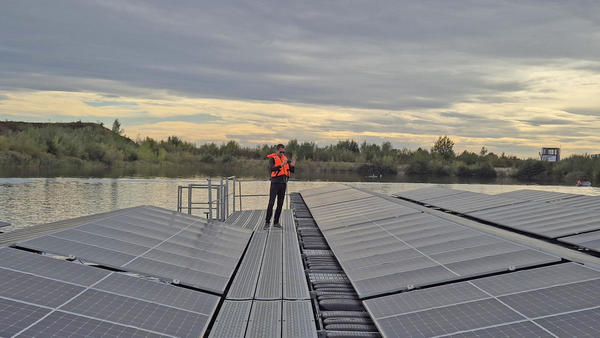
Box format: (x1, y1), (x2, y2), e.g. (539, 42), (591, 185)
(0, 247), (220, 337)
(393, 186), (469, 202)
(396, 187), (524, 213)
(397, 187), (600, 251)
(363, 262), (600, 337)
(494, 189), (580, 202)
(300, 187), (560, 299)
(469, 197), (600, 239)
(16, 205), (252, 295)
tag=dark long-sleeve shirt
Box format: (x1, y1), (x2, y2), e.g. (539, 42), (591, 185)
(269, 157), (295, 183)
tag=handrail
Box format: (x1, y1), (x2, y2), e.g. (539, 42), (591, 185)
(176, 176), (292, 220)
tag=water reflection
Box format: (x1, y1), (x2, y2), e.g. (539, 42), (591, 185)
(1, 178), (598, 231)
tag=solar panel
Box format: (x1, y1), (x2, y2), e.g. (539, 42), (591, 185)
(421, 191), (524, 213)
(76, 222), (163, 247)
(375, 298), (525, 338)
(364, 263), (600, 337)
(21, 311), (164, 338)
(123, 257), (229, 293)
(534, 307), (600, 337)
(499, 279), (600, 317)
(14, 206), (252, 295)
(95, 273), (219, 315)
(19, 235), (137, 267)
(560, 230), (600, 252)
(51, 228), (150, 256)
(303, 189), (374, 208)
(0, 268), (84, 307)
(471, 262), (600, 296)
(0, 298), (51, 337)
(0, 247), (110, 286)
(300, 188), (560, 299)
(0, 247), (222, 337)
(393, 187), (469, 202)
(495, 189), (579, 202)
(61, 289), (212, 337)
(554, 195), (600, 212)
(448, 321), (551, 337)
(300, 184), (351, 197)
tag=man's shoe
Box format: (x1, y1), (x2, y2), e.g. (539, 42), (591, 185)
(273, 222), (282, 229)
(263, 222), (270, 230)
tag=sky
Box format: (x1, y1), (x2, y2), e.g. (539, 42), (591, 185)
(1, 0), (599, 157)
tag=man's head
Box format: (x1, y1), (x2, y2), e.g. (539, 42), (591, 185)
(276, 144), (285, 156)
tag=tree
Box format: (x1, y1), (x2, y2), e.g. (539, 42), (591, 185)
(111, 119), (123, 135)
(432, 135), (455, 161)
(480, 146), (488, 156)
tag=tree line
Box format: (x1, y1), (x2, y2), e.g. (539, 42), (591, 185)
(0, 121), (598, 184)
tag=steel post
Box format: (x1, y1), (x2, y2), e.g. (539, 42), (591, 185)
(232, 177), (236, 213)
(208, 178), (213, 219)
(187, 184), (192, 215)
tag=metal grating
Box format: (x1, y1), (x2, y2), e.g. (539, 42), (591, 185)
(283, 212), (310, 300)
(255, 231), (283, 300)
(208, 301), (253, 338)
(245, 301), (282, 338)
(228, 232), (269, 300)
(282, 300), (318, 338)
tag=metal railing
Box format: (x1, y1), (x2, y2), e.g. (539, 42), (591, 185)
(176, 176), (290, 221)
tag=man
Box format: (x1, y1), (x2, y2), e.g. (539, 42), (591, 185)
(264, 144), (296, 229)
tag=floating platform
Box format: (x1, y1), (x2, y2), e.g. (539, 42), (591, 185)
(1, 185), (600, 337)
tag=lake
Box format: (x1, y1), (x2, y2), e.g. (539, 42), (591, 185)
(1, 177), (599, 231)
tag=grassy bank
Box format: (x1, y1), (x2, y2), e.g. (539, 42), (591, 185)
(1, 121), (599, 185)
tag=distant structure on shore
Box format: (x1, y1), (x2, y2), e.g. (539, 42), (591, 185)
(540, 147), (560, 162)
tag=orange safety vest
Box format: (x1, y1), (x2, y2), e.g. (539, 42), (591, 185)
(267, 153), (290, 178)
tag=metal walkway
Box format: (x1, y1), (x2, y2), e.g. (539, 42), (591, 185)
(210, 210), (316, 338)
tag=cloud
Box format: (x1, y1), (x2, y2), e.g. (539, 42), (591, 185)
(1, 1), (600, 157)
(84, 101), (138, 107)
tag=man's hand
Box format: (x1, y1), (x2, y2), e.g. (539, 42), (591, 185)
(291, 158), (296, 167)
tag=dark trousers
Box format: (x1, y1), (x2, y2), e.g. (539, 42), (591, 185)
(266, 182), (286, 224)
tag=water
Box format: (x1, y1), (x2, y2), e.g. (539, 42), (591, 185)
(1, 177), (599, 231)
